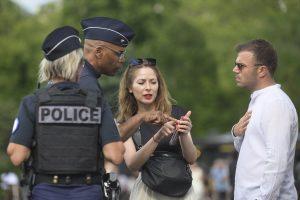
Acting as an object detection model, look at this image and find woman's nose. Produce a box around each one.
[145,82,151,90]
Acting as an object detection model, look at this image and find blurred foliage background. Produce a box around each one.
[0,0,299,194]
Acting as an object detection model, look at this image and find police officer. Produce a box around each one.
[79,17,135,178]
[7,26,124,200]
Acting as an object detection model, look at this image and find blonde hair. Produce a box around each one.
[117,63,174,122]
[38,48,83,83]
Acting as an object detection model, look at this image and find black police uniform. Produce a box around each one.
[79,16,135,146]
[9,24,117,200]
[79,60,120,143]
[10,82,118,200]
[78,60,122,196]
[78,16,135,151]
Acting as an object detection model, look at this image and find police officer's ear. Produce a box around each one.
[95,46,104,59]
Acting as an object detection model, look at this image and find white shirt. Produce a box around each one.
[233,84,298,200]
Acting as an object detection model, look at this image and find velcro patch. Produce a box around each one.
[38,106,101,124]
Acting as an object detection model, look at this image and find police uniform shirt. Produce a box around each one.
[78,60,120,145]
[10,92,37,148]
[9,82,117,148]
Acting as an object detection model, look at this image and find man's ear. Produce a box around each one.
[95,46,104,59]
[257,65,269,78]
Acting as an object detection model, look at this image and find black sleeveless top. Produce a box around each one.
[135,105,187,154]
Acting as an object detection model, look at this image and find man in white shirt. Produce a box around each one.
[232,39,298,199]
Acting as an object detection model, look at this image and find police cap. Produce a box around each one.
[42,26,82,61]
[81,17,135,47]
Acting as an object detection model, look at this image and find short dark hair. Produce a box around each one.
[236,39,277,76]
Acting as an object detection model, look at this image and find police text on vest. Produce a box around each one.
[38,106,101,124]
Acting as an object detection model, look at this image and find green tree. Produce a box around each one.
[60,0,219,135]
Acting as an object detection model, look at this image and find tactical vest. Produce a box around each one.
[33,85,101,175]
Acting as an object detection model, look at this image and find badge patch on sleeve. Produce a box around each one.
[12,118,19,134]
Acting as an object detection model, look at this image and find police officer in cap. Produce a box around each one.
[80,17,135,178]
[7,26,123,200]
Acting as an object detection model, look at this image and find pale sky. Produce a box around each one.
[12,0,58,13]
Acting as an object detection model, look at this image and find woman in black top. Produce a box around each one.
[117,58,197,199]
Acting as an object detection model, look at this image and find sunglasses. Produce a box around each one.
[129,58,156,67]
[97,45,125,61]
[235,62,263,70]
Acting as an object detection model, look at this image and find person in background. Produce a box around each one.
[1,171,19,200]
[210,159,230,200]
[190,163,206,200]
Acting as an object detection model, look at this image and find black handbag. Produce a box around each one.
[133,123,193,197]
[141,151,192,197]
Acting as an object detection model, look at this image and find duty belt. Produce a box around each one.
[34,174,102,185]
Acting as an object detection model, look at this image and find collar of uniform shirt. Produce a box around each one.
[84,59,102,78]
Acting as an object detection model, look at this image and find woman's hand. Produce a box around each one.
[177,111,192,135]
[153,120,176,142]
[177,111,197,164]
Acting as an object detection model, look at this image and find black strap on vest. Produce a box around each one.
[38,90,51,103]
[37,87,99,108]
[85,91,98,108]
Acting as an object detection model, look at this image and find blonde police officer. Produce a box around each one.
[7,26,124,200]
